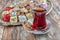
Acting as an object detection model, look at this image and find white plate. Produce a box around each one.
[27,18,52,34]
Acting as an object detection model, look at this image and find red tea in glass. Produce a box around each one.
[32,8,47,30]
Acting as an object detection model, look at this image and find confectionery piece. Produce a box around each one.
[5,7,12,11]
[30,0,34,8]
[2,14,10,22]
[13,7,20,11]
[24,4,30,8]
[24,22,32,31]
[15,5,20,8]
[26,13,33,20]
[10,16,17,23]
[28,9,32,13]
[21,8,28,13]
[18,15,27,23]
[10,12,17,16]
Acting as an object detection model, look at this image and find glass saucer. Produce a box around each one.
[27,18,52,34]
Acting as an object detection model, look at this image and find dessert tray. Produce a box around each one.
[0,0,53,26]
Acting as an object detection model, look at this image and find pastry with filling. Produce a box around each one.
[26,13,33,20]
[10,16,17,23]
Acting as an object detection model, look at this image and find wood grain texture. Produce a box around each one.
[2,27,14,40]
[0,26,4,40]
[2,26,35,40]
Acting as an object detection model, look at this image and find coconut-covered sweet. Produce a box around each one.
[18,15,27,23]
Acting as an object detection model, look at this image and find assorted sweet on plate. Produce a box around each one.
[1,0,48,24]
[1,1,33,23]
